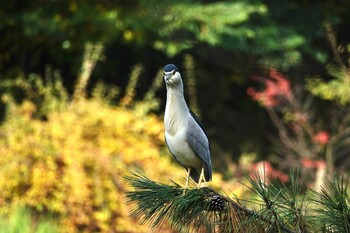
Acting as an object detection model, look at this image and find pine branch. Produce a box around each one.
[241,169,309,233]
[309,176,350,232]
[125,173,296,233]
[125,171,350,233]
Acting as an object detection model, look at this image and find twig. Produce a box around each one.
[73,42,103,100]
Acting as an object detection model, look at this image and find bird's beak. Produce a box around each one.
[165,73,172,82]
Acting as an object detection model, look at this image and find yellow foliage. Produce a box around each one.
[0,97,234,232]
[0,98,179,232]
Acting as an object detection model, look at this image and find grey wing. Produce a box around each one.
[186,113,212,181]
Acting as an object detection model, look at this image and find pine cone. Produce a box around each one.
[209,195,226,211]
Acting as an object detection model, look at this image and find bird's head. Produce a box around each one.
[163,64,182,87]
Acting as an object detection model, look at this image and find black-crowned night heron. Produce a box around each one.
[163,64,212,189]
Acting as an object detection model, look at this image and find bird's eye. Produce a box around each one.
[172,70,176,75]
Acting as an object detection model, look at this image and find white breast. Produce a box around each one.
[165,127,202,169]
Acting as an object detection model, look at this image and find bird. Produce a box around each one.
[163,64,212,189]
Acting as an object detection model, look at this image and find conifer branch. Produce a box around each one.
[126,173,297,233]
[125,171,349,233]
[309,176,350,232]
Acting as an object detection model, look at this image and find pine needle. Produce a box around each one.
[125,171,349,233]
[309,176,350,232]
[126,172,290,232]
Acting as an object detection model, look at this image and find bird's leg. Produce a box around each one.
[197,167,207,188]
[183,168,191,195]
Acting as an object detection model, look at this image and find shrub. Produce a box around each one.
[0,97,187,232]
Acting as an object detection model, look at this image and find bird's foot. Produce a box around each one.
[183,168,191,195]
[197,168,208,189]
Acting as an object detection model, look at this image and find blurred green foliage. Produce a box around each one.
[0,206,59,233]
[307,24,350,105]
[1,0,341,76]
[307,63,350,105]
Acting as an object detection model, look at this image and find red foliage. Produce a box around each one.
[301,158,326,169]
[250,161,289,183]
[313,131,330,145]
[247,69,292,107]
[246,69,336,186]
